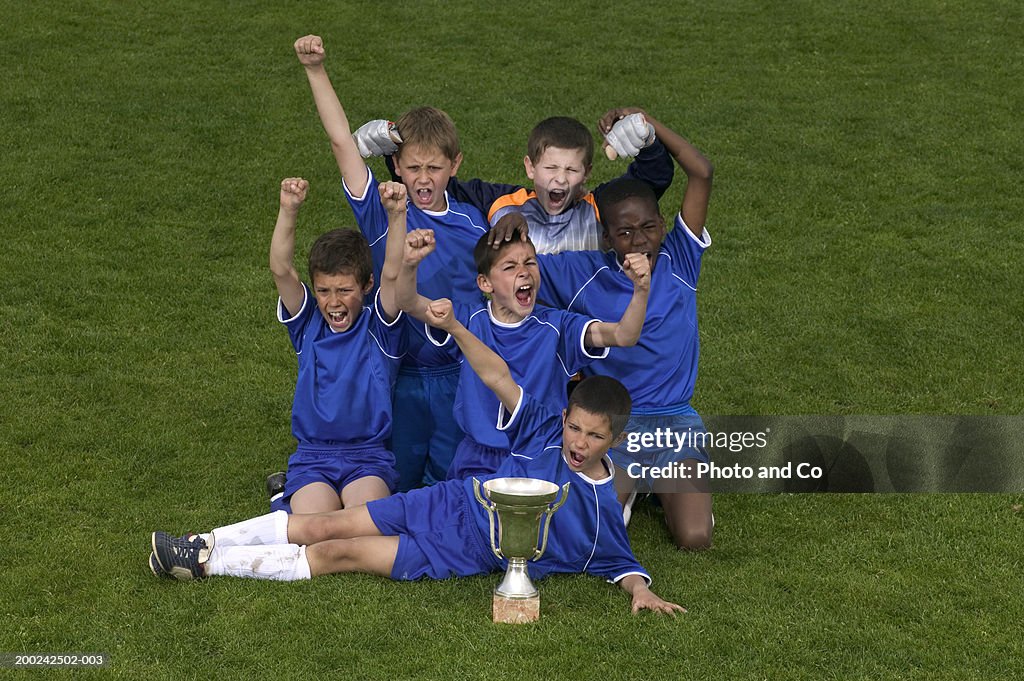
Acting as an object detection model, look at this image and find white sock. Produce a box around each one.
[211,510,289,548]
[206,544,311,581]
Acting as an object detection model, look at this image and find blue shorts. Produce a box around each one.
[446,437,509,481]
[273,443,398,512]
[367,480,500,581]
[390,364,464,492]
[610,407,710,489]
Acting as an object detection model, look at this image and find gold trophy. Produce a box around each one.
[473,477,569,623]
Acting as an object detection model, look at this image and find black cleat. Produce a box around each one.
[150,532,211,581]
[266,471,287,498]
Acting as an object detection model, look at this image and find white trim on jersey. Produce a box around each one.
[581,482,602,575]
[342,165,373,203]
[579,319,612,360]
[277,284,309,325]
[566,266,610,311]
[496,386,526,433]
[372,289,403,328]
[611,570,653,587]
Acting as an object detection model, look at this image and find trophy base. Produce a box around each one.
[492,593,540,624]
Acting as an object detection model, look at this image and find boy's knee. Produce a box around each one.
[302,512,347,544]
[306,538,357,568]
[672,524,712,552]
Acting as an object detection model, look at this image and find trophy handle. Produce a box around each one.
[472,477,504,560]
[531,482,570,561]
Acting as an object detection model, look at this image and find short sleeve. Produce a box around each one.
[497,389,562,457]
[278,283,315,353]
[660,212,711,290]
[367,289,407,360]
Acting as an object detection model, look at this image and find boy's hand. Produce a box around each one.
[379,181,407,215]
[404,229,436,265]
[487,212,530,249]
[426,298,456,331]
[280,177,309,212]
[621,252,651,292]
[353,119,403,157]
[294,34,326,67]
[631,586,687,616]
[599,108,656,160]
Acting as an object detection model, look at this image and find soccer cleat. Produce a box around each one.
[149,552,166,578]
[266,471,287,499]
[151,532,211,581]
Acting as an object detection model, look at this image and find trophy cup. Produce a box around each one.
[473,477,569,623]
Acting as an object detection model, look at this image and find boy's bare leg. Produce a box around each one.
[340,475,390,508]
[286,504,383,545]
[657,466,712,551]
[305,536,400,577]
[290,481,343,513]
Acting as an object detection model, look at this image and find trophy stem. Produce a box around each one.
[495,557,538,599]
[493,557,540,624]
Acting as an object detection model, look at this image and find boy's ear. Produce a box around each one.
[583,163,593,182]
[363,274,375,295]
[523,155,536,180]
[477,272,493,294]
[450,152,463,176]
[611,430,629,448]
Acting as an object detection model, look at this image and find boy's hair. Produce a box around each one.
[567,376,632,437]
[473,229,536,276]
[595,178,660,230]
[307,228,373,287]
[394,107,461,162]
[527,117,594,166]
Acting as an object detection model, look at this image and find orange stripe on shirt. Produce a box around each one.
[487,188,536,221]
[488,188,602,223]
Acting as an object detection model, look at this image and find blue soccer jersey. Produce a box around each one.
[538,213,712,411]
[428,302,608,450]
[280,286,405,446]
[469,390,650,584]
[344,168,488,368]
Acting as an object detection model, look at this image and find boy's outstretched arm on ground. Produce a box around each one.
[618,574,687,616]
[644,113,713,237]
[377,181,408,321]
[270,177,309,316]
[425,300,521,414]
[294,35,369,194]
[393,229,438,323]
[584,252,651,347]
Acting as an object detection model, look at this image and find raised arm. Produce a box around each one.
[269,177,309,317]
[294,35,369,195]
[583,252,651,347]
[393,229,439,323]
[377,181,408,322]
[618,574,687,616]
[599,108,713,237]
[645,114,713,237]
[424,299,521,413]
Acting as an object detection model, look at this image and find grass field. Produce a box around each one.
[2,1,1022,678]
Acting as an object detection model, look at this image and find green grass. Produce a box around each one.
[2,0,1022,678]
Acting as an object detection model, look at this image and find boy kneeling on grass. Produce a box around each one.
[149,204,683,615]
